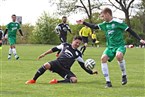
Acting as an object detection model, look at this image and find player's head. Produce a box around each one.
[100,8,113,22]
[11,14,16,22]
[62,16,67,23]
[72,36,82,49]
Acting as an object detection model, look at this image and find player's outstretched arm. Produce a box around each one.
[78,61,98,75]
[76,20,84,24]
[37,49,53,60]
[126,28,145,44]
[76,20,99,29]
[38,45,62,60]
[78,61,93,74]
[77,56,98,75]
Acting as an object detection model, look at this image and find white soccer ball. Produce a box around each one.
[85,59,96,70]
[55,26,61,35]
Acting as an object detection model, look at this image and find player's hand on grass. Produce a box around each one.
[38,54,45,60]
[140,39,145,44]
[76,20,84,24]
[92,70,98,75]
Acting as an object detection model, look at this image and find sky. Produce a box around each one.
[0,0,126,25]
[0,0,56,25]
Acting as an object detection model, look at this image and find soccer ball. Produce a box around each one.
[55,26,61,35]
[85,59,96,70]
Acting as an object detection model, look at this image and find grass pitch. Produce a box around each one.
[0,45,144,97]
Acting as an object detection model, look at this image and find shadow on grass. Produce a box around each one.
[0,90,30,95]
[37,80,103,85]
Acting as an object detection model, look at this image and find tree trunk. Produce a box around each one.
[88,0,92,23]
[124,10,131,27]
[124,10,131,37]
[88,15,92,23]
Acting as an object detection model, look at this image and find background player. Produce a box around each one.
[4,14,23,60]
[55,16,72,57]
[79,25,92,55]
[91,31,99,47]
[55,16,72,43]
[25,36,98,84]
[0,27,3,49]
[77,7,145,88]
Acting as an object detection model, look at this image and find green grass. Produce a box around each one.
[0,45,145,97]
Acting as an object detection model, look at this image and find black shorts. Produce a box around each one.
[92,39,96,43]
[59,35,67,43]
[82,36,88,43]
[48,60,76,79]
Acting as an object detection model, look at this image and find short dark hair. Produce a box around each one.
[102,8,112,16]
[62,16,67,19]
[73,36,82,41]
[12,14,16,17]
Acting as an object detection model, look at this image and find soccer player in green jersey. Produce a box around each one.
[4,14,23,60]
[77,8,145,88]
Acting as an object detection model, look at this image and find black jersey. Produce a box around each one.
[51,43,93,74]
[57,23,71,36]
[0,29,3,40]
[54,43,83,69]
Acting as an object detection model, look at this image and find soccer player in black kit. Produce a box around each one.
[0,31,2,49]
[56,16,72,43]
[55,16,72,57]
[0,27,3,49]
[25,36,98,84]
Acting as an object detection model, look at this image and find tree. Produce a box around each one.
[49,0,104,23]
[130,0,145,34]
[0,0,6,6]
[32,12,60,44]
[123,0,145,45]
[19,24,34,44]
[108,0,136,27]
[137,0,145,33]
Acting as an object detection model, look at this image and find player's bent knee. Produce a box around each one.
[70,77,77,83]
[116,52,123,61]
[101,55,108,63]
[11,45,15,48]
[44,63,51,70]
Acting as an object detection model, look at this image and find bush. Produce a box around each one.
[31,12,60,44]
